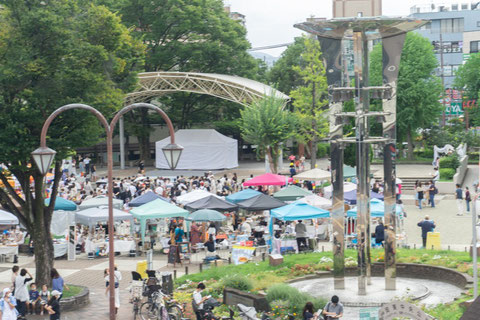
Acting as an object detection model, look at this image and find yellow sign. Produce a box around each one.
[426,232,441,250]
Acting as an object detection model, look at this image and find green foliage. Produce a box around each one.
[343,144,356,167]
[222,275,253,292]
[370,32,443,159]
[266,284,326,316]
[240,95,297,173]
[439,168,455,180]
[454,53,480,101]
[317,143,330,158]
[439,154,460,169]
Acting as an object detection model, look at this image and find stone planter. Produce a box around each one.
[60,286,90,312]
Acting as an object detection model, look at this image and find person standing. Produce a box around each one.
[428,180,436,208]
[465,187,471,213]
[295,220,308,251]
[456,184,464,216]
[0,287,18,320]
[174,224,185,243]
[319,295,344,320]
[190,223,202,248]
[83,156,91,175]
[417,215,435,248]
[14,269,32,319]
[104,267,121,314]
[374,220,385,247]
[51,269,69,301]
[416,182,424,210]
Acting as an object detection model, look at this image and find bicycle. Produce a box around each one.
[139,289,184,320]
[131,279,145,320]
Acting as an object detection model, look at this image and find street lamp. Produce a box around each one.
[33,102,181,320]
[162,143,184,170]
[31,147,57,175]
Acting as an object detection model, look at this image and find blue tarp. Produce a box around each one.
[45,197,77,211]
[129,191,169,207]
[344,191,384,205]
[346,198,402,217]
[226,189,261,204]
[270,202,330,221]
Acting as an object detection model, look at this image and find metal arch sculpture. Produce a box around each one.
[125,71,290,106]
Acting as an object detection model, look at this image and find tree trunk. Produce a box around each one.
[266,146,277,174]
[406,129,415,160]
[311,120,318,169]
[137,109,152,165]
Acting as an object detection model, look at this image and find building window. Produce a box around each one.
[357,12,363,17]
[471,41,479,53]
[436,18,464,33]
[477,21,480,27]
[461,3,469,10]
[452,4,458,10]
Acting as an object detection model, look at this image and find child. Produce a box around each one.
[45,290,61,320]
[39,284,50,316]
[26,283,40,315]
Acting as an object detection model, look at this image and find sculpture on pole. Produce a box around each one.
[295,17,427,293]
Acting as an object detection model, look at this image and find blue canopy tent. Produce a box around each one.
[45,197,77,211]
[344,191,384,205]
[225,189,261,204]
[269,203,330,252]
[346,198,402,217]
[128,191,170,207]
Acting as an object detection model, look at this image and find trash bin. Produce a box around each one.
[136,260,148,279]
[161,272,173,295]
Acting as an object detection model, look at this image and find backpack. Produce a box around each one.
[434,186,438,194]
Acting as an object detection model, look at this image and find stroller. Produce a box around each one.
[237,304,272,320]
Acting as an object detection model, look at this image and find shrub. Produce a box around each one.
[266,284,326,316]
[422,148,434,159]
[439,168,455,180]
[222,275,253,292]
[317,143,330,158]
[439,154,460,169]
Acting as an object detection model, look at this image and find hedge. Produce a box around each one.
[440,168,455,180]
[439,155,460,170]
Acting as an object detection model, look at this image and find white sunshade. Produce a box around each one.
[78,196,123,210]
[75,206,132,227]
[294,168,331,181]
[296,194,332,210]
[176,190,221,205]
[323,182,357,199]
[0,209,19,225]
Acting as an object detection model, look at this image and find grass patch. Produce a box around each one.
[61,285,83,298]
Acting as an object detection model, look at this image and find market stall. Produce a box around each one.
[128,191,170,207]
[76,206,133,226]
[243,173,292,187]
[176,190,220,205]
[293,168,331,181]
[323,182,357,199]
[185,195,237,211]
[296,194,332,210]
[225,189,261,204]
[237,194,285,211]
[78,196,123,210]
[45,198,77,237]
[273,185,312,201]
[130,199,189,242]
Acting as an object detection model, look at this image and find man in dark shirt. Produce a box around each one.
[374,221,385,246]
[417,215,436,248]
[456,184,464,216]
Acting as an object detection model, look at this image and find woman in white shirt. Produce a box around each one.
[207,223,216,241]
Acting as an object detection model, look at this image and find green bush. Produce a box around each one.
[439,154,460,169]
[422,148,434,159]
[317,143,330,158]
[222,275,253,292]
[266,284,326,316]
[440,168,455,180]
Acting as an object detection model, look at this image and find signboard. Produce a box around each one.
[445,102,464,115]
[360,307,379,320]
[231,245,256,265]
[378,301,431,320]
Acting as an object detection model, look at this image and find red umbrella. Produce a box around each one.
[243,173,292,186]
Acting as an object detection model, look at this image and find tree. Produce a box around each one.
[289,36,329,168]
[240,95,296,173]
[0,0,143,285]
[370,32,443,160]
[454,53,480,126]
[106,0,263,163]
[268,37,306,95]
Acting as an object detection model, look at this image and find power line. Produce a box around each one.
[248,42,293,51]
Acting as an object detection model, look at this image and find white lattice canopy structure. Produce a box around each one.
[126,72,290,106]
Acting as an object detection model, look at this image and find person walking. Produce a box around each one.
[456,184,464,216]
[104,267,121,314]
[14,268,32,319]
[295,220,308,251]
[319,295,344,320]
[416,182,424,210]
[0,287,18,320]
[417,215,435,248]
[465,186,471,213]
[414,180,419,207]
[428,180,436,208]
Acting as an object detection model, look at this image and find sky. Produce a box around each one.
[225,0,461,56]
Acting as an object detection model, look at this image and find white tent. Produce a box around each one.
[78,196,123,210]
[176,190,221,205]
[75,206,133,227]
[0,209,19,225]
[323,182,357,199]
[51,211,76,236]
[155,129,238,169]
[296,194,332,210]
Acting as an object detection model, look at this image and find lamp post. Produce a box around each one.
[32,103,182,320]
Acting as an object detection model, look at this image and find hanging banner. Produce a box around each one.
[231,245,256,265]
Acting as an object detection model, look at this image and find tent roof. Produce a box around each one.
[273,185,312,201]
[75,207,132,226]
[293,168,331,181]
[45,197,77,211]
[185,195,237,211]
[296,194,332,210]
[347,198,402,217]
[226,189,262,204]
[130,199,188,219]
[271,202,330,220]
[243,173,291,186]
[343,165,356,178]
[0,209,19,225]
[176,190,220,205]
[156,129,236,146]
[237,194,285,211]
[186,209,226,222]
[78,196,123,210]
[344,191,384,205]
[129,191,169,207]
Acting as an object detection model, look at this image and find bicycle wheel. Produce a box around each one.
[139,302,160,320]
[167,304,183,320]
[133,300,140,320]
